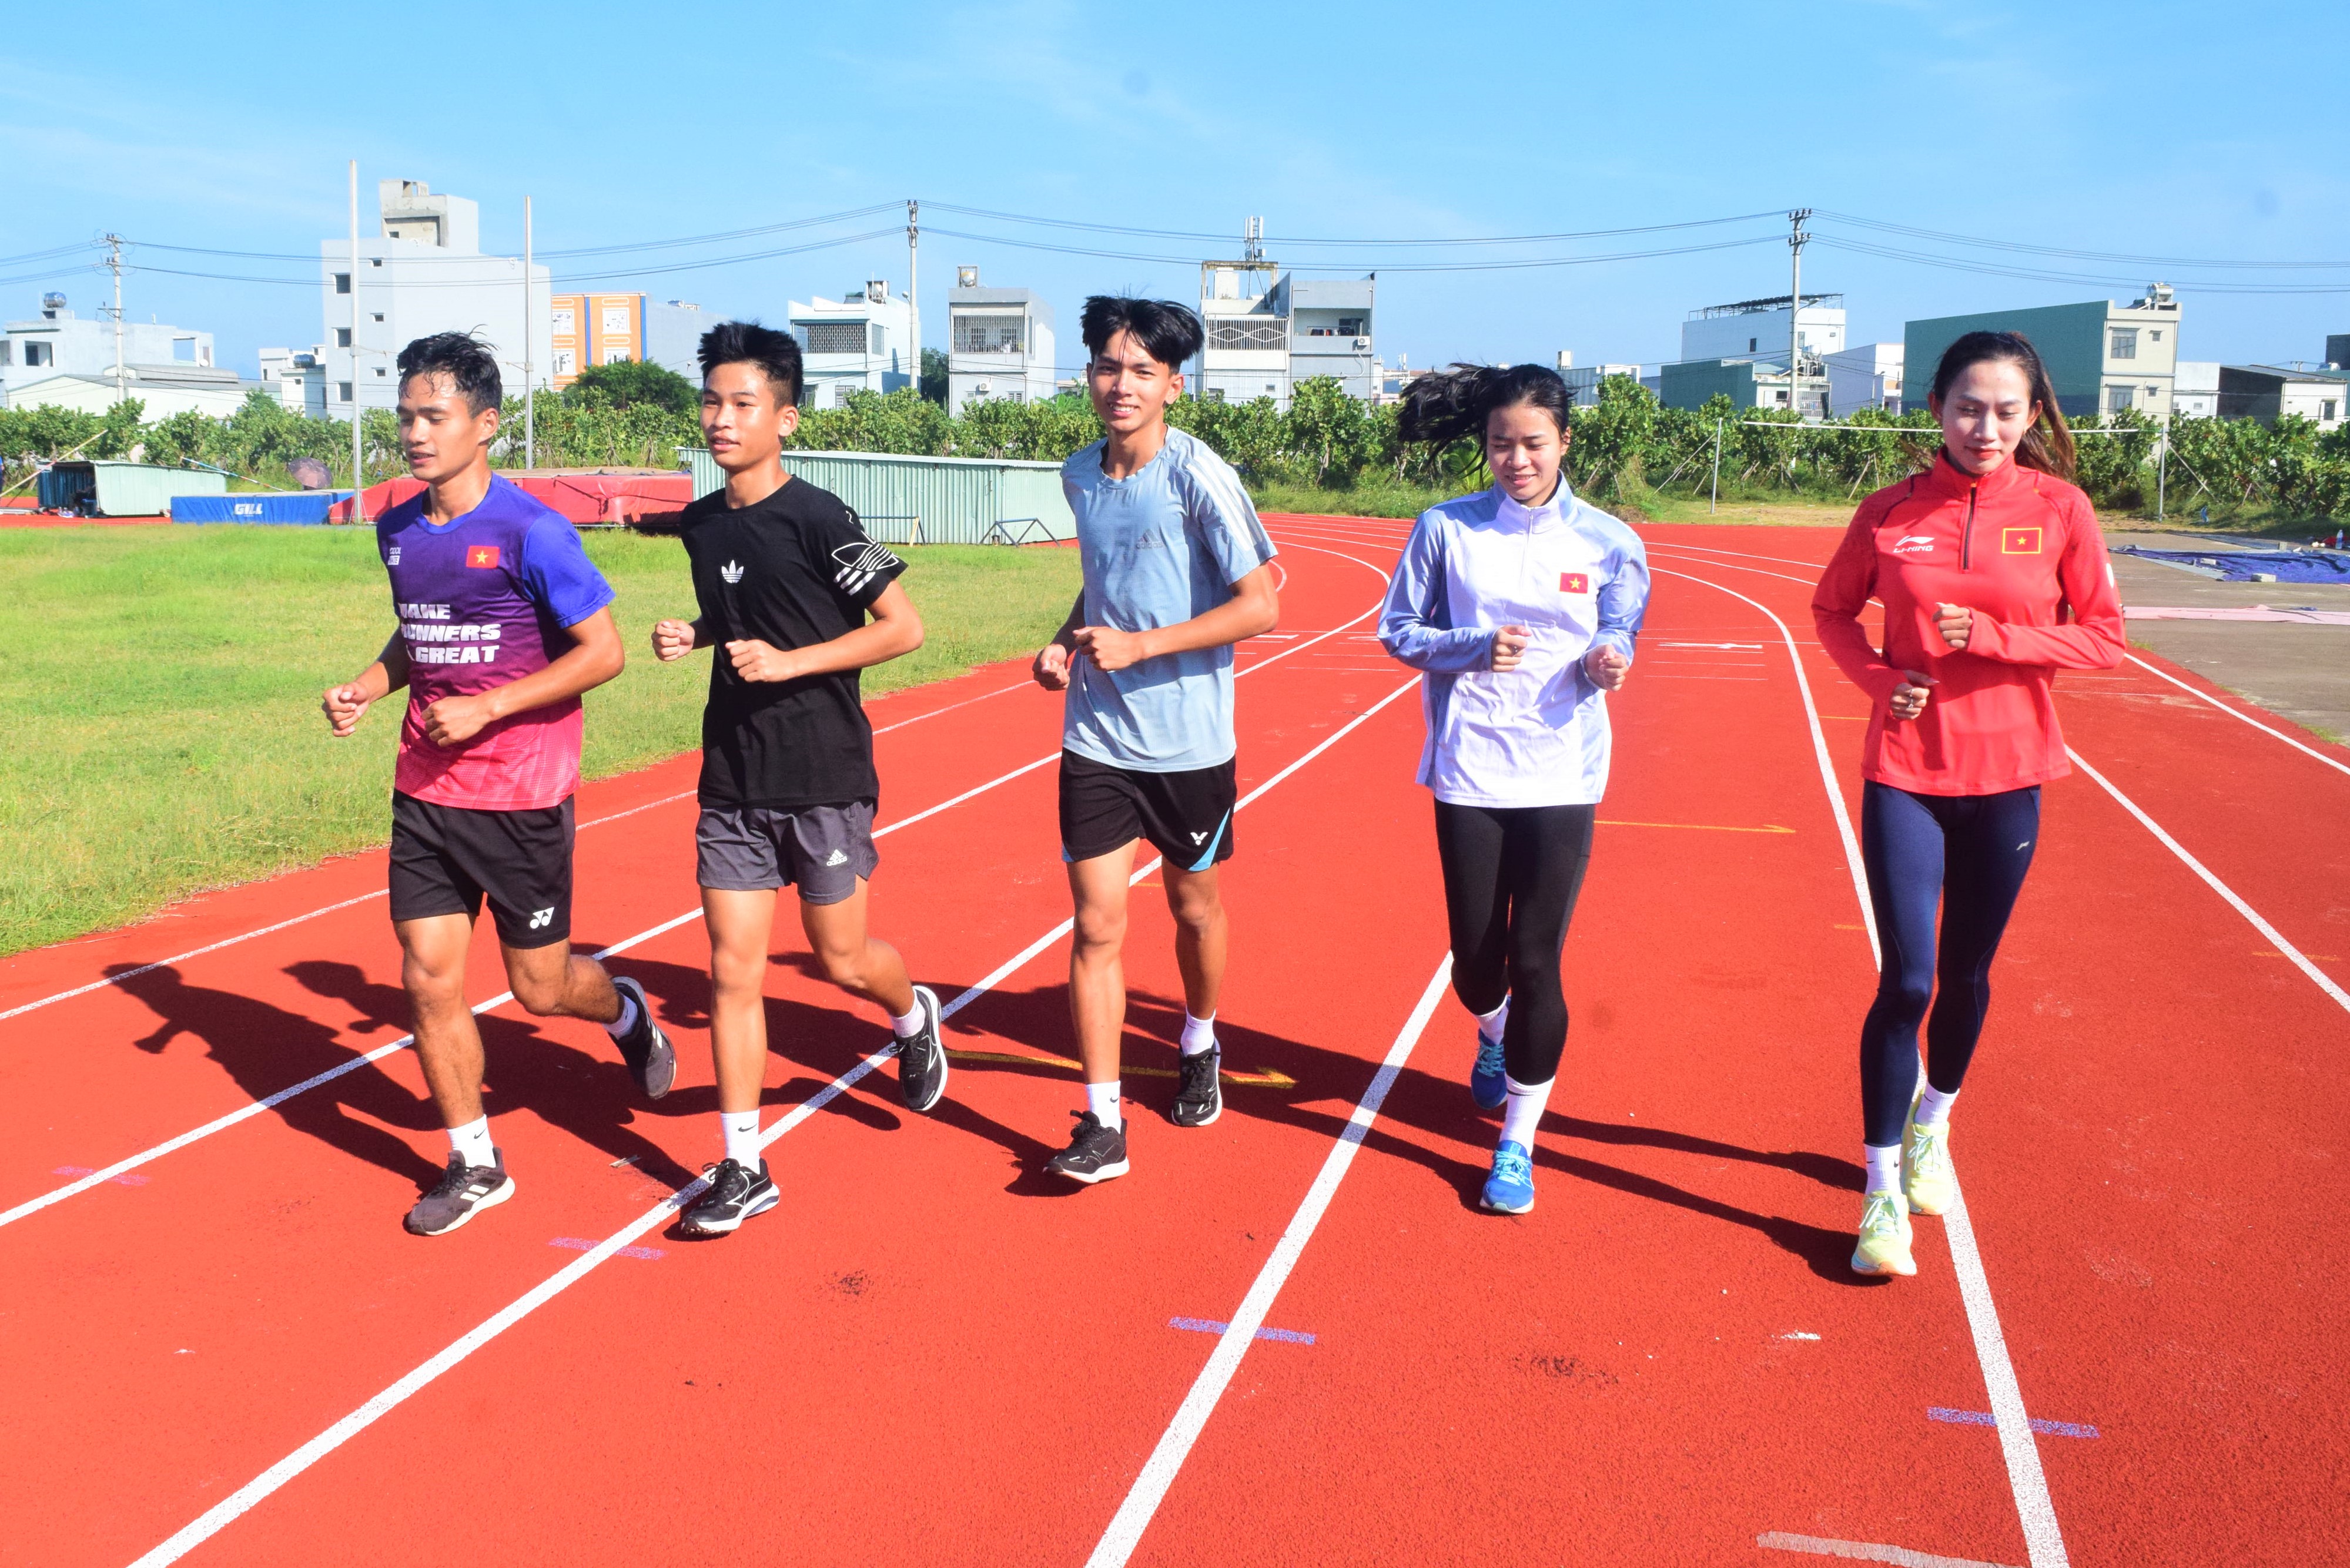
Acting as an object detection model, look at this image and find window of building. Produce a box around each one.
[833,382,859,408]
[370,259,383,268]
[1207,387,1226,403]
[802,321,867,355]
[870,324,885,356]
[2110,328,2138,360]
[24,341,52,367]
[334,273,351,294]
[2326,399,2340,422]
[339,382,353,401]
[371,313,384,323]
[2107,384,2134,412]
[1748,337,1758,353]
[1337,317,1365,337]
[336,328,352,347]
[602,347,632,366]
[954,314,1023,353]
[0,341,10,366]
[374,366,386,376]
[1207,319,1287,351]
[2150,329,2162,343]
[553,350,575,377]
[1776,389,1789,405]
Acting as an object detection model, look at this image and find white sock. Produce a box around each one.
[604,989,641,1039]
[889,999,926,1039]
[1864,1143,1902,1194]
[1499,1074,1552,1149]
[1179,1011,1217,1056]
[448,1116,497,1170]
[1475,997,1509,1043]
[1916,1083,1959,1127]
[1086,1080,1122,1131]
[721,1108,762,1167]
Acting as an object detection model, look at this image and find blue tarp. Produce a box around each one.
[2111,545,2350,584]
[172,491,353,525]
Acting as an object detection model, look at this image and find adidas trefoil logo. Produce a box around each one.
[721,559,744,584]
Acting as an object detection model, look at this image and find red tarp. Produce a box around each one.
[329,471,692,525]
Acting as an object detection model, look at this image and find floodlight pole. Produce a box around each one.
[524,195,535,470]
[350,160,365,525]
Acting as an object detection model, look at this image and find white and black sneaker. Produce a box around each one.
[896,984,948,1114]
[404,1151,516,1236]
[680,1158,779,1237]
[1173,1046,1223,1127]
[611,976,675,1100]
[1045,1111,1130,1184]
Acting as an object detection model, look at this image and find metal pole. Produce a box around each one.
[2157,408,2169,521]
[350,160,365,524]
[1787,208,1812,420]
[906,198,919,398]
[106,234,125,408]
[524,194,534,469]
[1711,418,1722,514]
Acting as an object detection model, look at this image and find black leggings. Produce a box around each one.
[1433,800,1595,1085]
[1858,781,2041,1146]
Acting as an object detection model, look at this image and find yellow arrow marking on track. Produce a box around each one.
[944,1048,1297,1088]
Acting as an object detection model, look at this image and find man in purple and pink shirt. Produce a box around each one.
[322,332,674,1237]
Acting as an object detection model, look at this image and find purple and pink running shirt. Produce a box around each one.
[376,475,615,811]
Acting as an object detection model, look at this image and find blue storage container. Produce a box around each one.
[171,491,353,524]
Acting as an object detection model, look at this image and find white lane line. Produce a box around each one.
[2117,653,2350,779]
[870,679,1029,736]
[1084,954,1454,1568]
[1671,564,2068,1568]
[6,567,1409,1229]
[125,678,1425,1568]
[1638,539,1834,571]
[1758,1531,2018,1568]
[2067,748,2350,1014]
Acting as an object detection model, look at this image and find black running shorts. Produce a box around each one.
[388,791,575,949]
[1058,750,1237,870]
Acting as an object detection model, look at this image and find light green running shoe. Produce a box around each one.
[1903,1107,1957,1217]
[1850,1190,1916,1276]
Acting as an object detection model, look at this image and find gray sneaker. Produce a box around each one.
[896,984,948,1114]
[611,976,675,1099]
[404,1151,515,1236]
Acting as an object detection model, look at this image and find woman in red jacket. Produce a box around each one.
[1812,330,2125,1278]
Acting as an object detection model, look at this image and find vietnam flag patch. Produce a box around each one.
[1559,571,1591,594]
[466,545,501,569]
[2000,527,2044,555]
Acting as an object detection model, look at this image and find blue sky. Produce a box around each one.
[6,0,2344,380]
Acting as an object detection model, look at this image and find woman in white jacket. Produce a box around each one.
[1377,364,1649,1215]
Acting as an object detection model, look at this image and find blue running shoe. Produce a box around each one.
[1471,1028,1508,1113]
[1481,1140,1536,1214]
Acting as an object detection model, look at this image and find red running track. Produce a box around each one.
[1,517,2343,1567]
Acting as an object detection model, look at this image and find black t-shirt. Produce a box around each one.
[679,477,906,809]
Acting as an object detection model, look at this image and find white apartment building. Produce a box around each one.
[318,179,551,415]
[1194,236,1377,411]
[1556,352,1645,408]
[1682,294,1846,366]
[789,281,913,409]
[946,269,1056,415]
[2173,361,2219,419]
[1824,342,1903,416]
[1,292,249,413]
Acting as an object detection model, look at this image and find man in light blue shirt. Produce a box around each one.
[1030,296,1279,1184]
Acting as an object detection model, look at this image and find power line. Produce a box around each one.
[1812,236,2350,297]
[1816,209,2350,272]
[925,225,1786,274]
[923,202,1787,247]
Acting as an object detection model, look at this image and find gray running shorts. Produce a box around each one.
[695,801,879,904]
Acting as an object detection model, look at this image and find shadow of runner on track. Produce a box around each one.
[284,959,701,1193]
[109,961,445,1189]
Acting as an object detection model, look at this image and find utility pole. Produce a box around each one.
[524,195,535,469]
[1711,417,1723,514]
[1787,208,1812,419]
[350,160,365,524]
[103,233,125,408]
[906,198,920,397]
[2157,408,2170,520]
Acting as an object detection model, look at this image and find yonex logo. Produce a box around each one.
[721,559,744,584]
[466,545,500,569]
[527,907,553,929]
[2001,526,2044,555]
[1559,572,1590,594]
[822,849,849,867]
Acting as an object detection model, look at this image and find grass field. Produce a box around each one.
[0,525,1080,957]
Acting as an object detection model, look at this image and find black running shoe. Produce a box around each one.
[1045,1110,1130,1184]
[404,1151,515,1236]
[611,976,675,1099]
[680,1158,779,1237]
[896,984,948,1114]
[1173,1045,1223,1127]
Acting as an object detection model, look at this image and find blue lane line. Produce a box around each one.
[1170,1315,1315,1346]
[1928,1405,2100,1439]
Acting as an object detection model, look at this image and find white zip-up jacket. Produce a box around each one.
[1377,481,1650,808]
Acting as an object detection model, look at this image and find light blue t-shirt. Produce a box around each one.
[1062,427,1277,772]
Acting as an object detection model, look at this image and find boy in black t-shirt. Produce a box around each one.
[652,321,947,1237]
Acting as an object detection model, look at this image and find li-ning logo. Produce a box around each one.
[832,540,903,596]
[721,559,744,584]
[1559,572,1590,594]
[465,545,500,569]
[386,545,403,565]
[1893,534,1937,555]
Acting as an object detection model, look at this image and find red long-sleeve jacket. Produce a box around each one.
[1812,453,2126,797]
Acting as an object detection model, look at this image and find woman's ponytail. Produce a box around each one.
[1398,362,1572,448]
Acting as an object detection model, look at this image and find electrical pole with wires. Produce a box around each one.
[1787,209,1811,419]
[524,195,535,470]
[906,198,919,398]
[350,160,365,524]
[103,233,125,408]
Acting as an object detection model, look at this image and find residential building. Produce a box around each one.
[1556,353,1645,408]
[945,268,1056,415]
[2326,334,2350,370]
[1681,294,1846,365]
[1193,225,1376,410]
[547,294,707,386]
[318,179,551,416]
[2173,361,2220,420]
[1286,276,1376,401]
[790,282,913,408]
[1825,343,1903,416]
[2218,366,2348,430]
[2,291,223,405]
[1902,285,2182,418]
[1659,357,1801,414]
[260,345,330,416]
[3,366,255,419]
